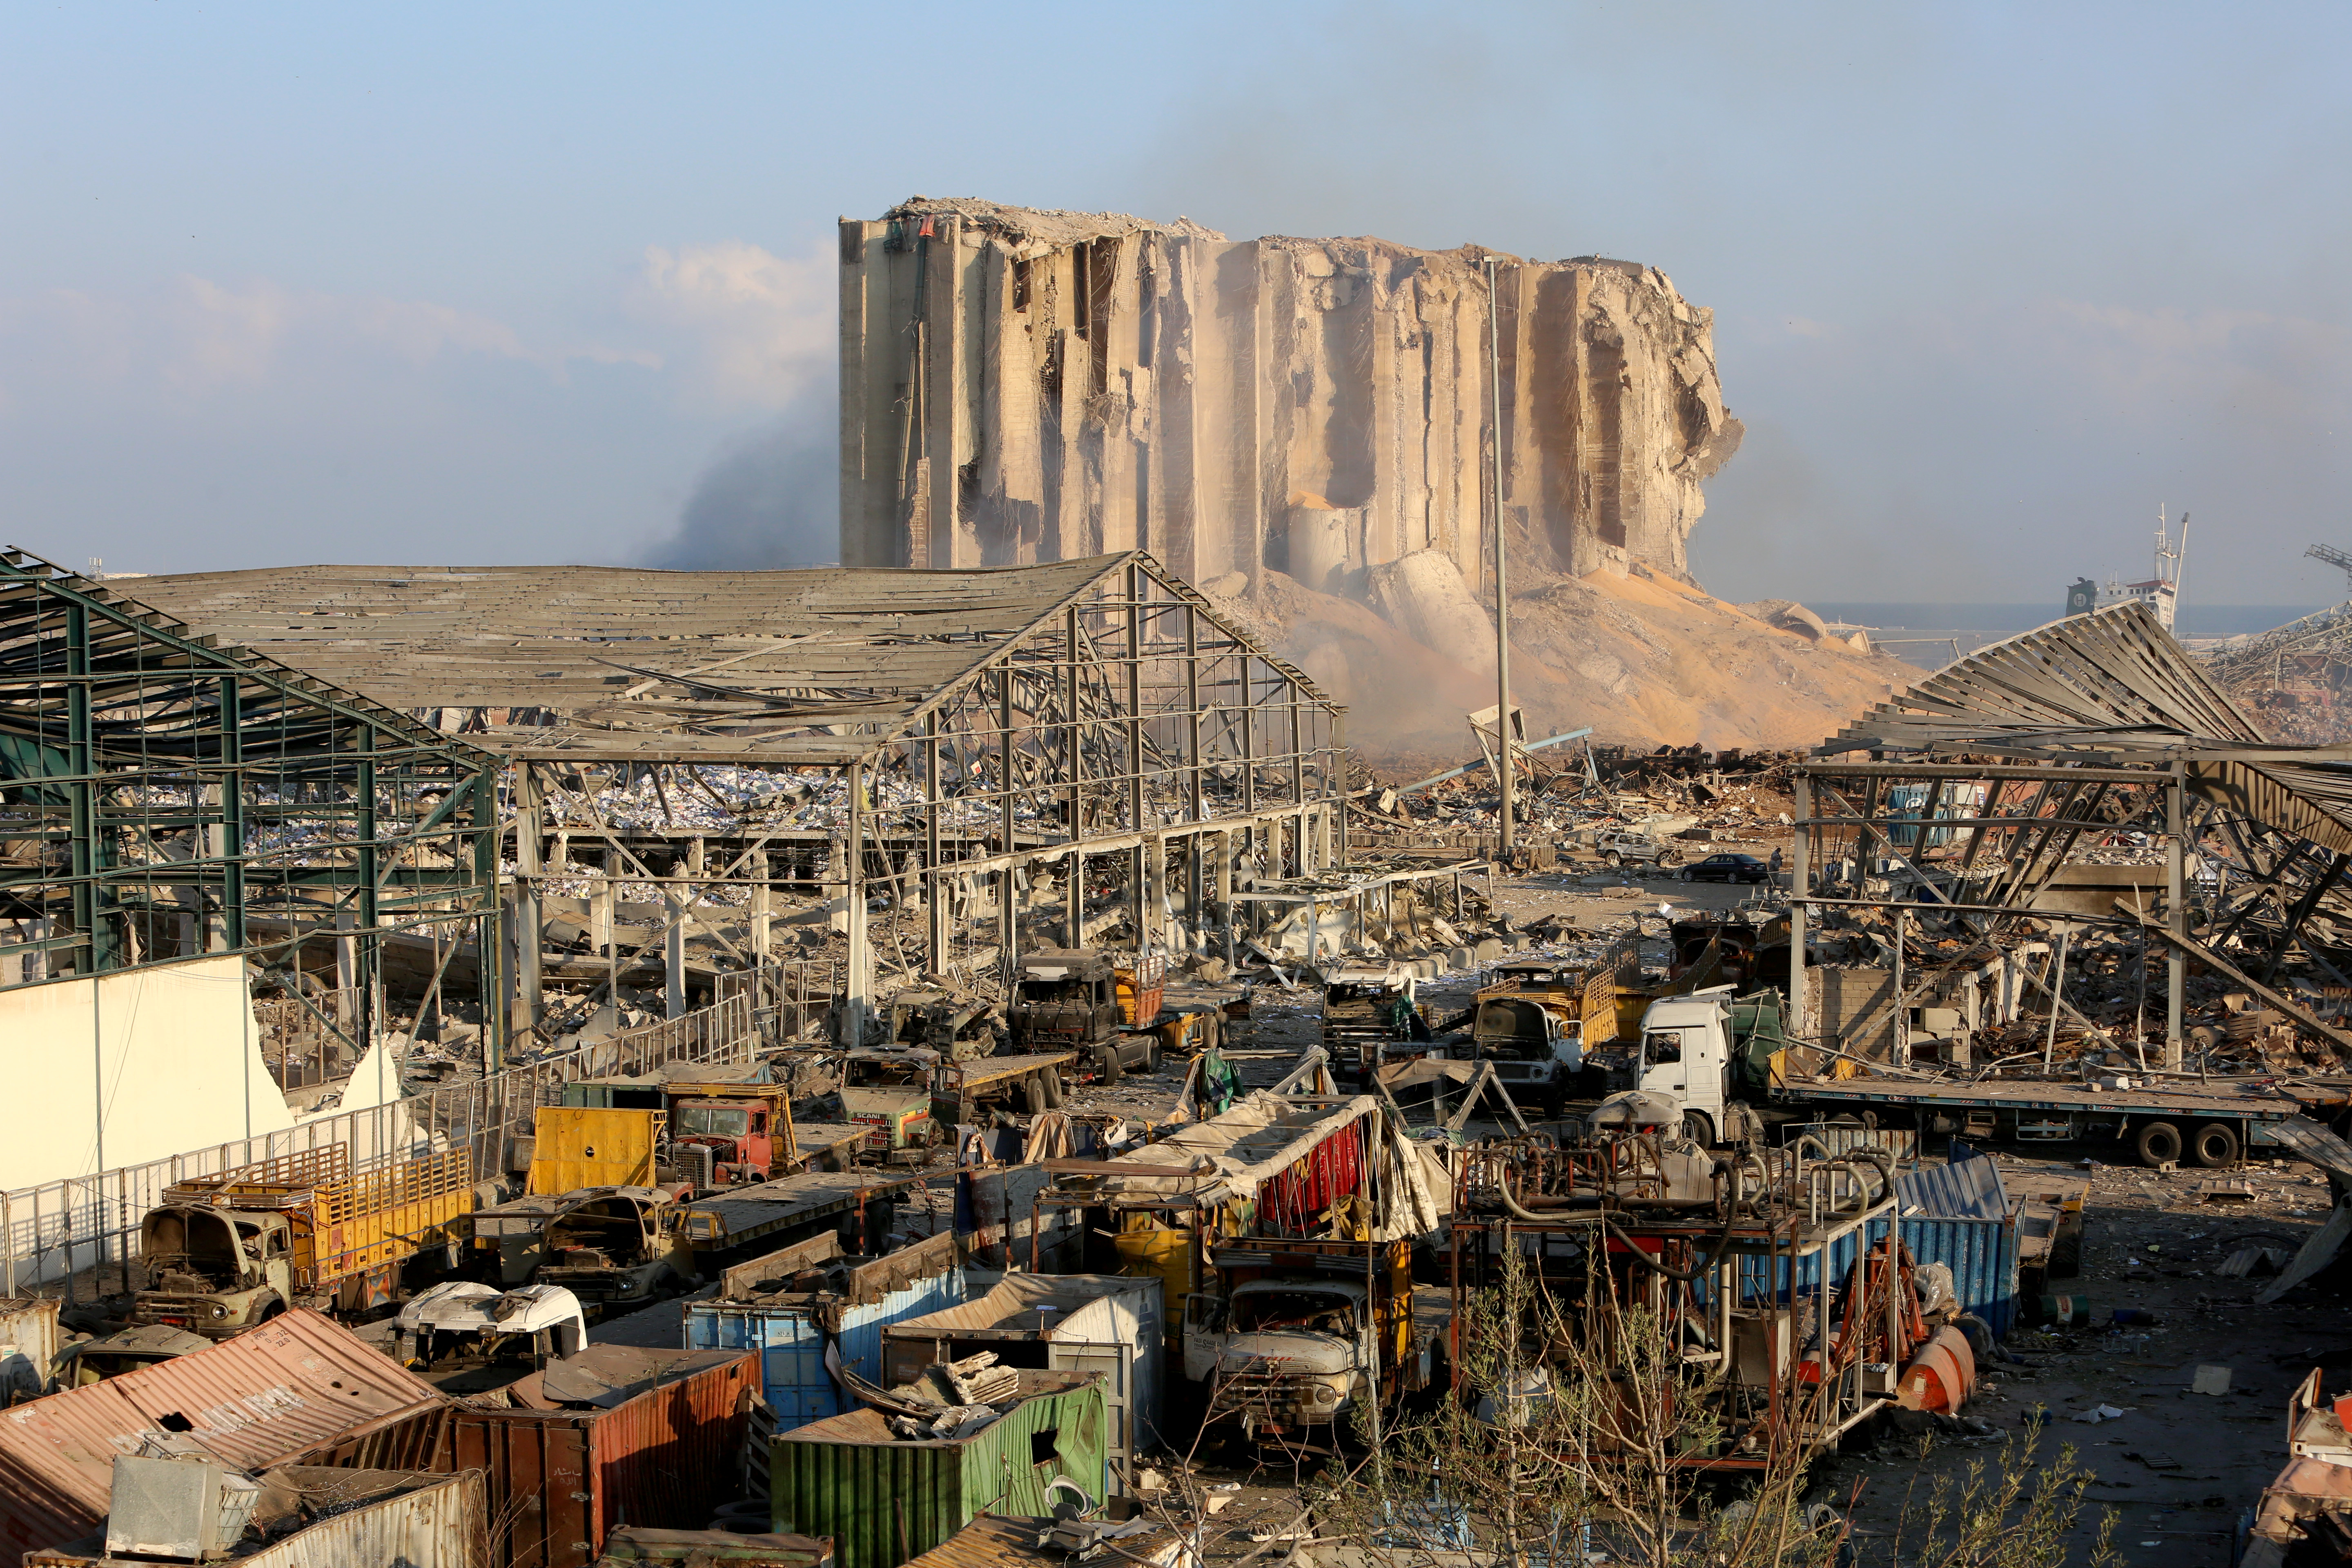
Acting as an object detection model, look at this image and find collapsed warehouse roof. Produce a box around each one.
[132,553,1353,1031]
[1795,601,2352,1071]
[1820,600,2352,853]
[128,554,1331,766]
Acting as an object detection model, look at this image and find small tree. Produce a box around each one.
[1310,1248,2117,1568]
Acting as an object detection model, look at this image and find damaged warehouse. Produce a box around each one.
[0,548,504,1193]
[126,552,1347,1044]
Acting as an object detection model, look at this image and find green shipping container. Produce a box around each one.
[770,1372,1107,1568]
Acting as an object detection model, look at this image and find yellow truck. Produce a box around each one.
[132,1145,474,1337]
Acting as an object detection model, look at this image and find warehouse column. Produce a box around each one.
[1788,772,1811,1050]
[511,763,544,1036]
[844,758,873,1045]
[2165,762,2186,1070]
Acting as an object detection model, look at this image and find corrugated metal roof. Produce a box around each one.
[0,1309,447,1560]
[882,1274,1152,1338]
[1892,1151,2010,1221]
[1817,600,2352,854]
[126,553,1338,766]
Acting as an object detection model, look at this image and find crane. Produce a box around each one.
[2309,543,2352,596]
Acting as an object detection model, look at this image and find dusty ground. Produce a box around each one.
[1232,564,1913,765]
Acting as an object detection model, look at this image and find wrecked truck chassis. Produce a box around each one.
[1773,1077,2309,1166]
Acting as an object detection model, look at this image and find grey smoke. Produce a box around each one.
[646,404,838,569]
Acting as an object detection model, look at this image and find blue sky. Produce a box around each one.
[4,2,2348,605]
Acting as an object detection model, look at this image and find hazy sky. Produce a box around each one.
[5,3,2348,605]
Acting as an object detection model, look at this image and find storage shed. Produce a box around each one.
[688,1231,963,1430]
[880,1274,1161,1481]
[769,1371,1107,1568]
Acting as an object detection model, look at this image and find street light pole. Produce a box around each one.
[1486,254,1514,863]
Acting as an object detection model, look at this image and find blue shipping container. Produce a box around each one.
[1699,1212,2020,1339]
[686,1230,964,1430]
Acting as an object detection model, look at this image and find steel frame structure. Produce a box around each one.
[0,549,505,1060]
[127,553,1348,1043]
[1793,602,2352,1069]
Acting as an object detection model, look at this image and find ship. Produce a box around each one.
[2067,508,2188,632]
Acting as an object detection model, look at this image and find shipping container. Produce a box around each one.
[26,1467,487,1568]
[687,1232,962,1431]
[436,1345,762,1568]
[1713,1213,2022,1338]
[1891,1151,2009,1221]
[770,1371,1108,1568]
[880,1274,1162,1482]
[0,1310,449,1561]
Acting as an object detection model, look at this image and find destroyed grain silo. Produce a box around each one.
[838,198,1906,754]
[839,197,1740,591]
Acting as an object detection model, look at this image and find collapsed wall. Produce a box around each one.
[839,197,1740,586]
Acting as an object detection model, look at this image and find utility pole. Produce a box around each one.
[1486,254,1514,862]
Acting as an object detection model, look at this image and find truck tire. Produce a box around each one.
[2134,1120,2183,1168]
[1097,1045,1123,1086]
[1025,1074,1049,1114]
[1145,1036,1163,1074]
[2189,1120,2241,1169]
[1682,1111,1715,1147]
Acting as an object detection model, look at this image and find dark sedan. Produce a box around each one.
[1678,853,1772,884]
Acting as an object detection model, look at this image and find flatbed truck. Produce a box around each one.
[1609,987,2338,1169]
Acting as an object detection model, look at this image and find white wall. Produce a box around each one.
[0,956,296,1191]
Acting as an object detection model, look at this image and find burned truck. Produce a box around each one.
[132,1147,474,1336]
[839,1047,943,1160]
[1321,964,1428,1082]
[1006,949,1163,1082]
[1187,1236,1449,1443]
[1446,960,1589,1118]
[466,1186,686,1313]
[886,982,1006,1061]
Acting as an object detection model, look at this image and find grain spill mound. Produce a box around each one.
[1205,554,1911,769]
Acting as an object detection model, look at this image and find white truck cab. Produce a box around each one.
[1625,987,1738,1142]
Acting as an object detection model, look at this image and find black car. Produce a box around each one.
[1679,853,1771,884]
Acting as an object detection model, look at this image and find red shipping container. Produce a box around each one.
[432,1346,761,1568]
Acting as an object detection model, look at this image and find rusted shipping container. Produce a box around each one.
[28,1467,487,1568]
[0,1309,448,1561]
[437,1346,762,1568]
